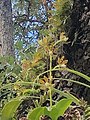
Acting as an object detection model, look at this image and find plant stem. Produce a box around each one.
[53,78,90,88]
[49,87,52,109]
[49,51,53,109]
[53,88,80,105]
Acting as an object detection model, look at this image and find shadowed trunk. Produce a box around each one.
[0,0,14,56]
[64,0,90,103]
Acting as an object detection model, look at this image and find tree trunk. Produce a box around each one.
[64,0,90,103]
[0,0,14,56]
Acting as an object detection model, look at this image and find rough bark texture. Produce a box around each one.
[0,0,14,56]
[64,0,90,103]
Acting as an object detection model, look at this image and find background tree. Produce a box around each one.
[64,0,90,103]
[12,0,47,60]
[0,0,14,56]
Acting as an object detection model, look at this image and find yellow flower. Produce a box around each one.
[39,76,50,90]
[57,56,68,67]
[60,32,68,41]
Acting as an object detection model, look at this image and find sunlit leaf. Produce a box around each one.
[49,98,72,120]
[1,99,22,120]
[27,98,72,120]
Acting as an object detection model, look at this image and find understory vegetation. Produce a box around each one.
[0,0,90,120]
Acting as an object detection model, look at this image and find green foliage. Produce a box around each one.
[1,98,22,120]
[15,41,23,50]
[27,98,72,120]
[12,0,46,60]
[0,0,90,120]
[53,88,80,105]
[85,106,90,120]
[1,32,90,119]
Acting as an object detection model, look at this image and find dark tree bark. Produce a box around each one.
[0,0,14,56]
[64,0,90,103]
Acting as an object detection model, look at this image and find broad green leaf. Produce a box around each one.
[1,98,22,120]
[27,107,49,120]
[27,98,72,120]
[49,98,72,120]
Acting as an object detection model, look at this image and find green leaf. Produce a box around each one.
[1,98,22,120]
[53,88,80,105]
[12,64,22,75]
[15,41,23,50]
[27,98,72,120]
[7,56,15,65]
[27,107,49,120]
[66,68,90,82]
[49,98,72,120]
